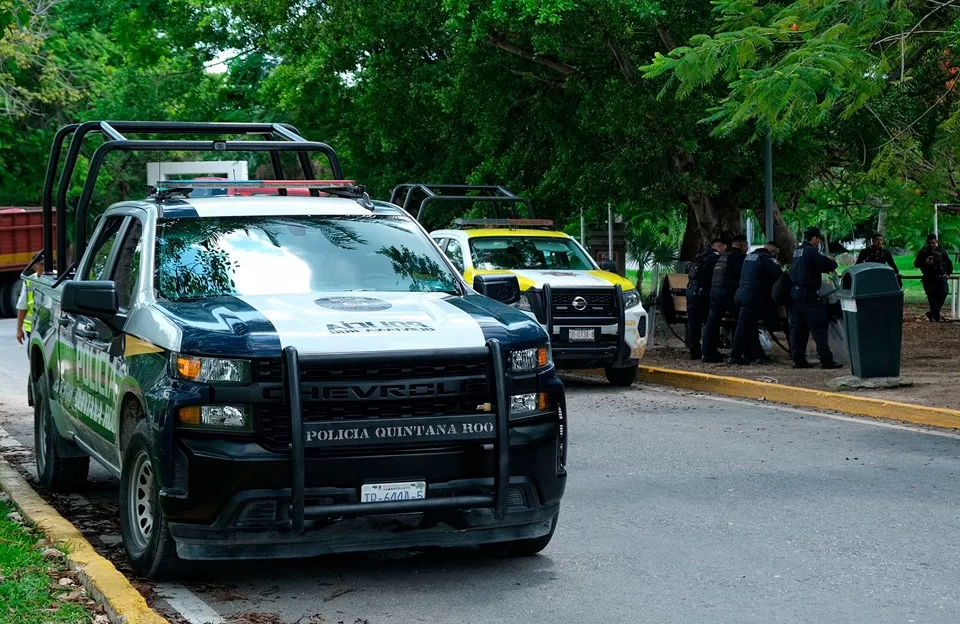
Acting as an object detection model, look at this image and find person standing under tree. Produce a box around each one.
[856,234,899,274]
[914,233,954,322]
[701,235,747,363]
[729,241,782,365]
[789,227,842,370]
[684,238,726,360]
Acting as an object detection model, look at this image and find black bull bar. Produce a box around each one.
[281,340,513,534]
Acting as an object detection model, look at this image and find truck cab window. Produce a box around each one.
[83,217,125,281]
[445,239,465,272]
[112,221,143,311]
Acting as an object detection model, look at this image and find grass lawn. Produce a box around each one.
[892,254,928,305]
[0,499,96,623]
[840,253,930,305]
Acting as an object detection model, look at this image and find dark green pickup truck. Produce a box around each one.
[24,121,567,579]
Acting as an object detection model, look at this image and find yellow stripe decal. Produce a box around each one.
[124,336,164,357]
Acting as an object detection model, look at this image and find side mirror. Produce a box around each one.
[473,274,521,306]
[599,260,618,273]
[62,281,118,319]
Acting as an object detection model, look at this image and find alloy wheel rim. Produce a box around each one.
[128,451,155,550]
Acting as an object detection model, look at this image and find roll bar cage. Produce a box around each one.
[388,184,534,223]
[42,121,344,274]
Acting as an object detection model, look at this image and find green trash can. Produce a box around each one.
[838,264,904,378]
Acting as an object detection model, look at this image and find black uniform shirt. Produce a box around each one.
[790,242,837,290]
[739,248,783,295]
[688,249,721,290]
[914,248,954,279]
[856,247,898,273]
[711,248,747,290]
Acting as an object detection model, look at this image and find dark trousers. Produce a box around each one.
[731,303,778,362]
[702,287,736,357]
[685,284,708,357]
[922,276,949,320]
[790,289,834,364]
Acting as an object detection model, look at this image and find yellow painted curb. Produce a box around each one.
[635,366,960,430]
[0,460,168,624]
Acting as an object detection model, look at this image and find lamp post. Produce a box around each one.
[764,127,774,242]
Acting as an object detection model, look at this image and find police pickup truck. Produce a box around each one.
[391,184,647,386]
[25,122,566,578]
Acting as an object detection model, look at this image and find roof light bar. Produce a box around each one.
[455,218,554,229]
[154,179,357,190]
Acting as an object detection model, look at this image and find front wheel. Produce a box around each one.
[0,279,18,318]
[120,420,183,579]
[34,375,89,491]
[604,363,639,387]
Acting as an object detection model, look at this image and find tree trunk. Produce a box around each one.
[751,201,798,262]
[679,203,701,262]
[672,149,744,255]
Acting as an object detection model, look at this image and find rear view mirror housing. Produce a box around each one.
[473,274,522,306]
[61,280,119,319]
[599,260,618,273]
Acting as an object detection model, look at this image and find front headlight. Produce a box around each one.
[510,392,549,418]
[622,288,642,310]
[509,345,552,372]
[174,355,252,384]
[177,405,251,430]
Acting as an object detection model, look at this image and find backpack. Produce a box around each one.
[771,272,793,306]
[687,250,711,282]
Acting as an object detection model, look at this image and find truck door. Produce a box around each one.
[60,216,128,457]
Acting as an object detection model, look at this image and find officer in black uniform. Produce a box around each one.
[685,238,726,360]
[789,226,842,369]
[730,241,782,365]
[701,234,747,363]
[856,233,899,273]
[914,233,954,322]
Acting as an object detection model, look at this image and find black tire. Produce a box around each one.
[34,375,89,491]
[0,279,16,318]
[119,420,184,579]
[604,363,639,387]
[481,516,557,557]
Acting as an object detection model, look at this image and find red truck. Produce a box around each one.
[0,207,50,317]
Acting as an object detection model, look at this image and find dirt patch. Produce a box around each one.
[640,303,960,411]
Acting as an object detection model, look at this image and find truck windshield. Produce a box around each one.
[469,236,595,271]
[155,215,459,300]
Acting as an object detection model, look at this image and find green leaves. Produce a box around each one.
[642,0,937,136]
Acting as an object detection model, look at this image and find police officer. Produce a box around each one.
[914,233,954,322]
[685,238,726,360]
[702,234,747,363]
[856,233,898,273]
[790,227,842,369]
[15,259,43,346]
[729,241,782,365]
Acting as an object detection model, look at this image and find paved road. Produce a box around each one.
[1,317,959,623]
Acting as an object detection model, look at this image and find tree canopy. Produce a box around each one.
[1,0,958,258]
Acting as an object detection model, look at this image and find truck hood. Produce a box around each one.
[155,291,544,358]
[473,269,635,291]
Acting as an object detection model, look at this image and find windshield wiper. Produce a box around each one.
[315,185,375,210]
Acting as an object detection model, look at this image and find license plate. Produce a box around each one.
[361,481,426,503]
[568,328,596,342]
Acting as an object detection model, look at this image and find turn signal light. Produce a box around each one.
[537,346,549,368]
[176,356,202,380]
[537,392,549,411]
[178,406,201,425]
